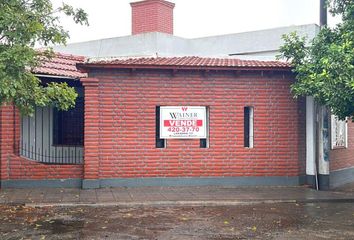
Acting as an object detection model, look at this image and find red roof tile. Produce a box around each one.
[33,53,87,79]
[80,56,290,70]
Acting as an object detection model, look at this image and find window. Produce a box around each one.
[53,87,84,146]
[200,106,210,148]
[156,106,166,148]
[331,115,348,149]
[244,106,254,148]
[200,139,208,148]
[20,80,84,165]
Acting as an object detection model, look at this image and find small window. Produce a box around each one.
[331,115,348,149]
[200,106,210,148]
[200,139,207,148]
[156,106,166,148]
[244,106,254,148]
[53,87,84,146]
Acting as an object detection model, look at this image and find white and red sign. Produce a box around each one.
[160,106,207,139]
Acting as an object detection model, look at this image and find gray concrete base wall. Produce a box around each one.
[1,176,303,189]
[330,167,354,188]
[98,177,302,188]
[1,179,82,189]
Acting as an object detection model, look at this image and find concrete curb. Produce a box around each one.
[25,200,297,208]
[22,198,354,208]
[297,198,354,203]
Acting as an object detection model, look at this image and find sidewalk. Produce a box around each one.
[1,184,354,207]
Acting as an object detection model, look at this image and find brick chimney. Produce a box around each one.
[130,0,175,35]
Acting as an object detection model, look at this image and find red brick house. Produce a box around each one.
[0,54,352,189]
[77,57,307,189]
[0,0,353,189]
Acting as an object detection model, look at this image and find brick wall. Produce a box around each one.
[81,78,100,181]
[90,69,306,179]
[131,0,174,35]
[330,121,354,171]
[8,155,83,180]
[0,69,307,183]
[0,105,83,182]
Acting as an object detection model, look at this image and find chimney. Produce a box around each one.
[130,0,175,35]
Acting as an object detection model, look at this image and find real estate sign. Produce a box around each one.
[160,106,207,139]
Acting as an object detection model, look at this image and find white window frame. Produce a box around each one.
[331,115,348,149]
[244,106,254,148]
[202,106,210,148]
[249,107,254,148]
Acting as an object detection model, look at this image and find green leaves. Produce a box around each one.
[45,82,78,111]
[0,0,88,115]
[60,3,89,25]
[278,0,354,120]
[277,32,308,66]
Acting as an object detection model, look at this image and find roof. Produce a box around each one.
[33,53,87,79]
[130,0,175,8]
[79,56,290,71]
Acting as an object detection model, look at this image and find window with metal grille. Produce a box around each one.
[53,93,84,146]
[20,81,84,165]
[331,115,348,149]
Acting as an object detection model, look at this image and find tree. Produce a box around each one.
[278,0,354,120]
[0,0,88,115]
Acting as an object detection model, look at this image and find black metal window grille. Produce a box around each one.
[20,83,84,165]
[53,96,84,146]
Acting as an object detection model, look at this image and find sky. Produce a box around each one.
[52,0,341,44]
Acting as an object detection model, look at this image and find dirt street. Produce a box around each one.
[0,202,354,239]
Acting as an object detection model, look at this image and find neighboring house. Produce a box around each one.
[53,24,319,61]
[0,0,352,189]
[53,2,319,60]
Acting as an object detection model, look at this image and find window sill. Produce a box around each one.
[331,146,348,150]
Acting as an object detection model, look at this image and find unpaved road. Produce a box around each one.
[0,202,354,239]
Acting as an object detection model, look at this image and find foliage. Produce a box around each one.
[278,0,354,120]
[0,0,88,115]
